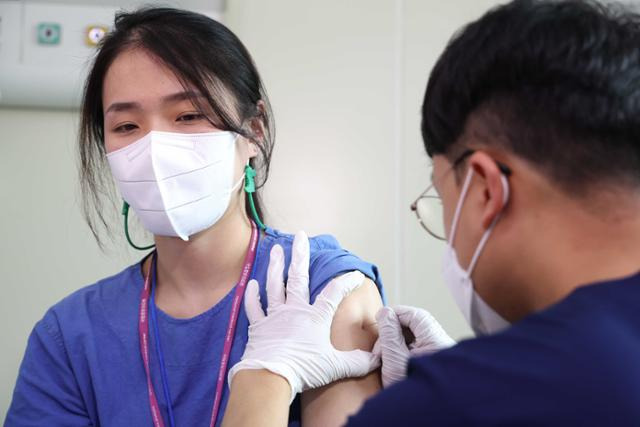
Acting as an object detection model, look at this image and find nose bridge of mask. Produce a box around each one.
[150,131,235,179]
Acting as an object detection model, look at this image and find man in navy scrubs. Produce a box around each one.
[223,1,640,425]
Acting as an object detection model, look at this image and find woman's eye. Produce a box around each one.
[113,123,138,133]
[177,113,205,122]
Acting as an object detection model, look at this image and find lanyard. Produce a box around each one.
[138,221,260,427]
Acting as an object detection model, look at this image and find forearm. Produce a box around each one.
[302,370,380,427]
[223,370,291,427]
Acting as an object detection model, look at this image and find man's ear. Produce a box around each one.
[469,151,508,229]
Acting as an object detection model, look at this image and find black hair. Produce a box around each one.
[79,7,274,246]
[422,0,640,192]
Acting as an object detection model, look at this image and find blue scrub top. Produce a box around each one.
[6,228,383,427]
[347,271,640,426]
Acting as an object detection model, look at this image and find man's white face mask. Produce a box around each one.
[107,130,244,241]
[441,167,511,336]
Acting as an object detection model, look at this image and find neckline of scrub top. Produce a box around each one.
[139,232,266,325]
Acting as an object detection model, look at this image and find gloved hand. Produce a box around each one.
[374,305,456,388]
[228,231,380,403]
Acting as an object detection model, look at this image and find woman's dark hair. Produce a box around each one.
[79,7,274,246]
[422,0,640,193]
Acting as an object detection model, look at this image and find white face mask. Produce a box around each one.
[441,167,510,336]
[107,130,244,241]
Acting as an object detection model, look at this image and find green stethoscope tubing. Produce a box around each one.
[122,164,266,250]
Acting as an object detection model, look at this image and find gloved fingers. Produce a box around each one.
[376,306,406,349]
[338,349,381,378]
[266,244,286,314]
[376,307,413,387]
[380,350,410,388]
[244,279,265,324]
[394,305,455,350]
[313,271,365,317]
[371,336,406,389]
[394,305,433,334]
[286,231,311,305]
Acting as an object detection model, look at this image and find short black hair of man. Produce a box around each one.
[422,0,640,193]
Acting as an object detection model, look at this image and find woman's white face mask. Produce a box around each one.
[107,130,244,241]
[441,167,511,336]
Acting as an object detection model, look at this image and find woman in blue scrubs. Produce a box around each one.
[5,8,383,427]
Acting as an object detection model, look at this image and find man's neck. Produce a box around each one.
[149,201,253,319]
[516,197,640,318]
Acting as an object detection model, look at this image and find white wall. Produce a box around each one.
[399,0,503,342]
[225,0,400,304]
[0,0,502,419]
[224,0,502,334]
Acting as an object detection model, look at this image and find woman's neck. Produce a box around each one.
[150,201,253,319]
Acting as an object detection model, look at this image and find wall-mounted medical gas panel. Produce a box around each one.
[0,1,221,109]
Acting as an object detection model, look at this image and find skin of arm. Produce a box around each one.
[301,277,383,426]
[222,276,383,427]
[223,369,291,427]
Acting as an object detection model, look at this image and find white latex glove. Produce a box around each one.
[228,231,380,403]
[374,305,456,388]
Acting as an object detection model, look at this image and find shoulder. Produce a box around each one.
[260,227,343,253]
[257,228,384,302]
[399,286,640,423]
[11,261,144,421]
[40,262,143,344]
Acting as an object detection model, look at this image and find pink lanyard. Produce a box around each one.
[138,221,259,427]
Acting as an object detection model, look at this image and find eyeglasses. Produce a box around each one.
[410,150,511,240]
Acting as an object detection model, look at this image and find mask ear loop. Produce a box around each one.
[122,162,267,248]
[244,164,266,230]
[466,174,510,275]
[122,201,156,251]
[448,168,475,245]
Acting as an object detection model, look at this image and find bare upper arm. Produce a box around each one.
[301,276,383,427]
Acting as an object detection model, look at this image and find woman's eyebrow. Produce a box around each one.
[104,101,141,115]
[161,90,204,104]
[104,91,204,115]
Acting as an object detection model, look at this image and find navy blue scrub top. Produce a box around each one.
[348,271,640,426]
